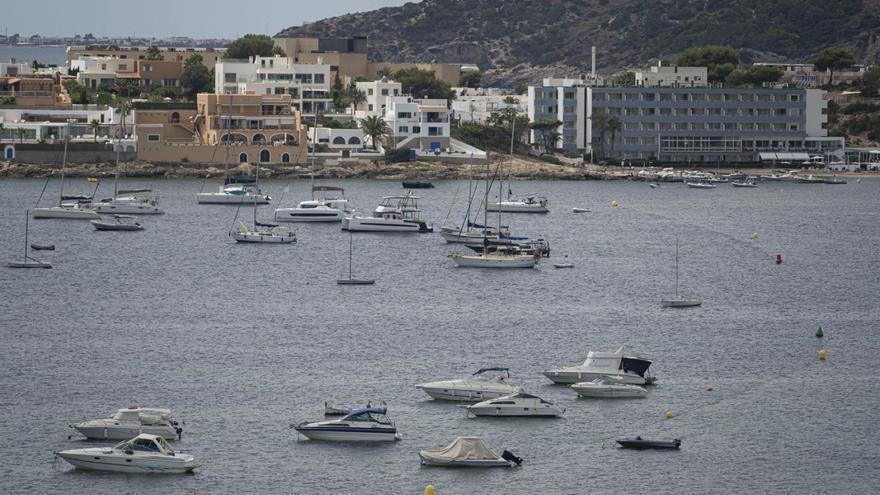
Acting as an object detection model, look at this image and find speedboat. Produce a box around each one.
[450,252,536,268]
[55,434,197,473]
[275,186,350,222]
[416,367,519,402]
[343,193,432,232]
[466,392,565,417]
[91,215,145,231]
[293,407,399,442]
[197,180,270,204]
[419,437,522,467]
[543,347,655,385]
[731,180,758,188]
[617,437,681,450]
[94,189,164,215]
[797,174,825,184]
[572,207,591,212]
[685,182,716,189]
[230,221,296,243]
[32,203,99,219]
[570,377,648,398]
[487,194,549,213]
[70,407,182,441]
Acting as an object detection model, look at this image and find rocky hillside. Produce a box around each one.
[278,0,880,85]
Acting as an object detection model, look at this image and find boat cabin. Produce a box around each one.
[115,434,173,454]
[341,407,393,425]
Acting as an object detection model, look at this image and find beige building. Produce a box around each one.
[273,36,466,86]
[0,76,71,108]
[67,46,225,71]
[134,93,307,164]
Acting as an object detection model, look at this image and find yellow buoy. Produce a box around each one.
[611,200,619,207]
[666,411,673,419]
[751,232,759,239]
[819,349,826,361]
[424,485,436,495]
[87,177,98,182]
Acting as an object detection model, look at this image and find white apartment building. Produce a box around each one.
[72,57,137,90]
[753,62,868,87]
[0,60,33,77]
[214,56,333,116]
[354,77,402,119]
[634,65,707,87]
[451,87,527,124]
[310,127,365,150]
[383,96,451,150]
[0,105,120,142]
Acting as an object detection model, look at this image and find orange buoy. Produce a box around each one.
[775,254,782,264]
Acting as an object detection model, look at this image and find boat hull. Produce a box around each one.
[343,217,432,233]
[71,424,178,441]
[661,299,702,308]
[91,221,144,231]
[452,254,535,268]
[419,452,511,467]
[8,261,51,268]
[94,203,164,215]
[32,207,98,219]
[543,370,648,386]
[439,230,492,244]
[274,208,343,222]
[467,405,563,417]
[416,385,515,402]
[56,450,196,473]
[197,193,270,204]
[294,427,398,442]
[570,384,648,398]
[486,204,548,213]
[231,231,296,243]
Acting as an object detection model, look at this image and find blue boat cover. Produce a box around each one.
[343,407,387,419]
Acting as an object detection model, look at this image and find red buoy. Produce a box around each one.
[775,254,782,264]
[707,387,714,392]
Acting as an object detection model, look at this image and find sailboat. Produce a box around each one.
[440,163,502,244]
[229,164,296,244]
[451,122,537,269]
[337,230,374,285]
[8,210,52,268]
[94,109,164,214]
[660,238,702,308]
[32,132,99,219]
[197,94,270,205]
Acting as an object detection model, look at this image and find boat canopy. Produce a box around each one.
[427,437,500,461]
[473,367,510,376]
[343,407,388,420]
[621,356,652,377]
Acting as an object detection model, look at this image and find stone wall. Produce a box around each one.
[4,142,136,164]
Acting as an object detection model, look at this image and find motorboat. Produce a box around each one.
[70,407,182,441]
[419,437,522,467]
[402,181,434,188]
[416,367,519,402]
[197,180,270,204]
[731,180,758,188]
[487,194,549,213]
[823,176,847,185]
[32,203,99,219]
[55,434,197,473]
[553,263,574,269]
[342,193,432,232]
[617,437,681,450]
[293,407,399,442]
[230,221,296,244]
[543,347,655,386]
[91,214,145,231]
[450,252,536,269]
[274,186,349,222]
[685,182,716,189]
[572,207,591,212]
[797,174,826,184]
[648,183,659,188]
[8,211,53,268]
[763,171,800,182]
[466,392,565,417]
[570,377,648,398]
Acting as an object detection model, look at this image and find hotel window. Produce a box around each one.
[398,126,408,133]
[224,73,236,83]
[381,89,389,96]
[368,89,374,95]
[413,126,420,133]
[790,94,799,102]
[314,74,325,84]
[148,134,160,141]
[394,89,399,96]
[368,104,373,111]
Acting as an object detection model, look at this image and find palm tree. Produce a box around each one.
[591,109,608,161]
[606,114,622,158]
[349,89,367,115]
[359,115,390,150]
[89,119,101,142]
[15,128,28,143]
[116,102,131,137]
[0,123,5,143]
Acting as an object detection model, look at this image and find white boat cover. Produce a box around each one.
[425,437,501,461]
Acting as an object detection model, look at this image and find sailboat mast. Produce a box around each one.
[23,210,29,262]
[310,112,317,200]
[483,158,490,255]
[348,230,353,280]
[58,124,69,206]
[675,238,679,298]
[501,118,516,233]
[113,108,122,199]
[253,161,259,226]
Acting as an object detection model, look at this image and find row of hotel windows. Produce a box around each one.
[536,91,803,103]
[618,122,800,131]
[224,73,327,84]
[366,88,400,96]
[536,106,803,117]
[606,137,837,151]
[397,126,444,136]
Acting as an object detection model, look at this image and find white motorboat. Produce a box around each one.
[91,214,145,231]
[8,210,53,268]
[55,434,197,473]
[487,194,549,213]
[230,221,296,243]
[198,182,271,204]
[572,207,591,213]
[343,193,432,232]
[466,392,565,417]
[570,377,648,398]
[660,238,702,308]
[419,437,522,467]
[416,367,519,402]
[70,407,182,441]
[543,347,655,385]
[731,180,758,188]
[450,252,536,268]
[293,407,399,442]
[685,182,716,189]
[275,186,349,222]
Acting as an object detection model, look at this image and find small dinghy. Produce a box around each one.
[91,215,145,231]
[617,437,681,450]
[30,243,55,251]
[402,181,434,189]
[419,436,522,467]
[572,207,590,213]
[648,182,659,188]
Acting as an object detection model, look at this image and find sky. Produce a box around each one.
[4,0,412,39]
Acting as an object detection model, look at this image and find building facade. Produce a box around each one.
[451,87,527,124]
[354,77,402,119]
[529,80,843,162]
[753,62,868,87]
[634,65,707,87]
[383,96,451,150]
[67,46,225,71]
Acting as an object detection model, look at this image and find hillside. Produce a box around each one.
[278,0,880,85]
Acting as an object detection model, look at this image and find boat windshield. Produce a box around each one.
[116,436,163,452]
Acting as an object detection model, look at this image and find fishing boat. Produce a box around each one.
[337,230,374,285]
[660,238,702,308]
[55,434,197,473]
[419,437,522,467]
[91,214,144,231]
[69,407,182,441]
[229,165,296,243]
[570,377,648,398]
[617,437,681,450]
[342,193,432,232]
[32,136,99,220]
[293,407,399,442]
[416,367,519,402]
[8,210,52,268]
[466,392,565,417]
[543,347,655,385]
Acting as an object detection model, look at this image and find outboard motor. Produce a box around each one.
[175,426,183,440]
[501,450,523,466]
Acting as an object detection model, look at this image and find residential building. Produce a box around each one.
[214,56,333,116]
[0,77,71,108]
[451,87,527,124]
[0,104,118,142]
[0,59,33,77]
[310,127,365,150]
[383,96,451,151]
[133,93,307,164]
[67,45,225,71]
[272,36,468,85]
[73,57,135,90]
[634,65,707,87]
[753,62,868,87]
[131,60,183,90]
[354,77,402,119]
[528,79,844,162]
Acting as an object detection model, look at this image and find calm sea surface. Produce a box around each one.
[0,46,67,67]
[1,177,879,494]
